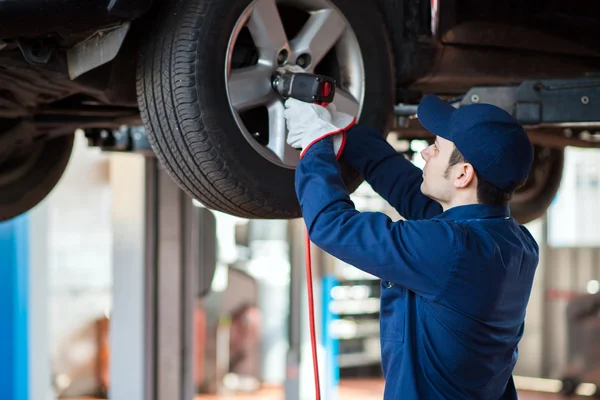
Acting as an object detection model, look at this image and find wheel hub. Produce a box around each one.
[225,0,365,169]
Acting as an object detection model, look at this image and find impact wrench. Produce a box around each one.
[272,70,337,400]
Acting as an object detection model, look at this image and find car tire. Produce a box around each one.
[0,131,74,222]
[136,0,395,219]
[510,146,564,225]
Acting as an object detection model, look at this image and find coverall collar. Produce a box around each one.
[435,203,510,221]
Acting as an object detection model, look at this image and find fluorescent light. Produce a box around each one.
[578,383,599,396]
[587,280,600,294]
[513,376,597,397]
[513,376,562,393]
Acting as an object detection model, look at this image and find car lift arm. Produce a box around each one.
[395,76,600,147]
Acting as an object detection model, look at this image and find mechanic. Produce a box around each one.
[284,94,540,400]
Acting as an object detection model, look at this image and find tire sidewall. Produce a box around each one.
[0,135,74,221]
[510,147,564,224]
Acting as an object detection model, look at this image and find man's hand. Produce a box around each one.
[284,98,356,159]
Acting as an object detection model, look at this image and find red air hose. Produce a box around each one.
[302,98,336,400]
[305,227,322,400]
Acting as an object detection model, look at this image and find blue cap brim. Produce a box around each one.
[417,94,457,141]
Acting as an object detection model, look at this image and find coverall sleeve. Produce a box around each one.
[297,138,458,299]
[342,125,442,220]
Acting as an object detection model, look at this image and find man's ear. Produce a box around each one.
[454,163,476,188]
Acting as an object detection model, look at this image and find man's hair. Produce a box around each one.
[444,145,523,205]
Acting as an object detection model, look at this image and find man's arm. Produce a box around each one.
[342,125,442,220]
[297,137,458,298]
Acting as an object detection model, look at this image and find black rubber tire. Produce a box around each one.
[510,146,564,225]
[0,134,74,222]
[136,0,395,219]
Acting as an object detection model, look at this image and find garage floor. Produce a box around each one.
[193,379,584,400]
[65,380,583,400]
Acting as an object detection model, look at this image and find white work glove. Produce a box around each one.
[284,98,356,159]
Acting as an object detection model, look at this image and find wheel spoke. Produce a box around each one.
[247,0,289,64]
[290,9,347,69]
[332,88,360,117]
[228,65,274,111]
[267,100,300,165]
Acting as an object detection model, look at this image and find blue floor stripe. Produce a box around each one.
[322,275,340,399]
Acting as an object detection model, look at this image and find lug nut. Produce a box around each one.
[296,53,312,68]
[277,49,288,66]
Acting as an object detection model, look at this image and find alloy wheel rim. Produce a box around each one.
[225,0,365,169]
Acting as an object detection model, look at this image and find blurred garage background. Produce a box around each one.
[5,131,598,400]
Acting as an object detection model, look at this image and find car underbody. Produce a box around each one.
[1,0,600,223]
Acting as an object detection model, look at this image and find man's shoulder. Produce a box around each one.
[444,216,540,259]
[401,217,468,244]
[399,216,465,233]
[517,223,541,256]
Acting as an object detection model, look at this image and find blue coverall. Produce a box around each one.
[295,125,540,400]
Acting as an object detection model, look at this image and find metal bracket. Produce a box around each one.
[462,77,600,127]
[393,76,600,147]
[395,77,600,126]
[67,22,130,80]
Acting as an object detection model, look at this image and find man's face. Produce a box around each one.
[420,136,456,204]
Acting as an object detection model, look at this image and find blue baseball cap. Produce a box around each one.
[417,94,533,192]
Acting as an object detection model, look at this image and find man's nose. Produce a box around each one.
[421,147,430,161]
